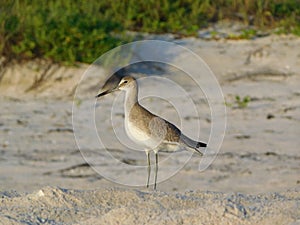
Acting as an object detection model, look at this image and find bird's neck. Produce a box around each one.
[124,83,138,116]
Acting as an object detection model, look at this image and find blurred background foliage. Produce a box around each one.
[0,0,299,64]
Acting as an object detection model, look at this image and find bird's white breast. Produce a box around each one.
[126,120,149,142]
[125,117,162,149]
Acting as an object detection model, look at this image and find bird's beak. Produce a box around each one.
[95,90,110,98]
[95,88,118,98]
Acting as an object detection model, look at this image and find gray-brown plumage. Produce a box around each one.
[96,76,207,189]
[128,102,206,151]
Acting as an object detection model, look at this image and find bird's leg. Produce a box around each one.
[146,150,151,188]
[154,152,158,190]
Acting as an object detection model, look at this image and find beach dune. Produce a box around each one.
[1,186,299,224]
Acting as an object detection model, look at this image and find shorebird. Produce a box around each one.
[96,76,207,189]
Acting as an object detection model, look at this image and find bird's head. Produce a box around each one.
[95,76,136,98]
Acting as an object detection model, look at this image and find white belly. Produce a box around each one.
[126,120,150,142]
[125,118,182,153]
[125,118,161,149]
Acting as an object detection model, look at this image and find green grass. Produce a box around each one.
[1,0,130,65]
[225,95,251,109]
[1,0,299,65]
[235,95,251,108]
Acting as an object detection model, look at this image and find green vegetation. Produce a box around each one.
[235,95,251,108]
[0,0,130,65]
[226,95,251,109]
[1,0,299,64]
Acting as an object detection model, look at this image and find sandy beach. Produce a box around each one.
[0,35,299,224]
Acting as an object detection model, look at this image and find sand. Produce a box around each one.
[1,187,299,224]
[0,34,299,224]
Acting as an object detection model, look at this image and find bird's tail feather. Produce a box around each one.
[180,134,207,155]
